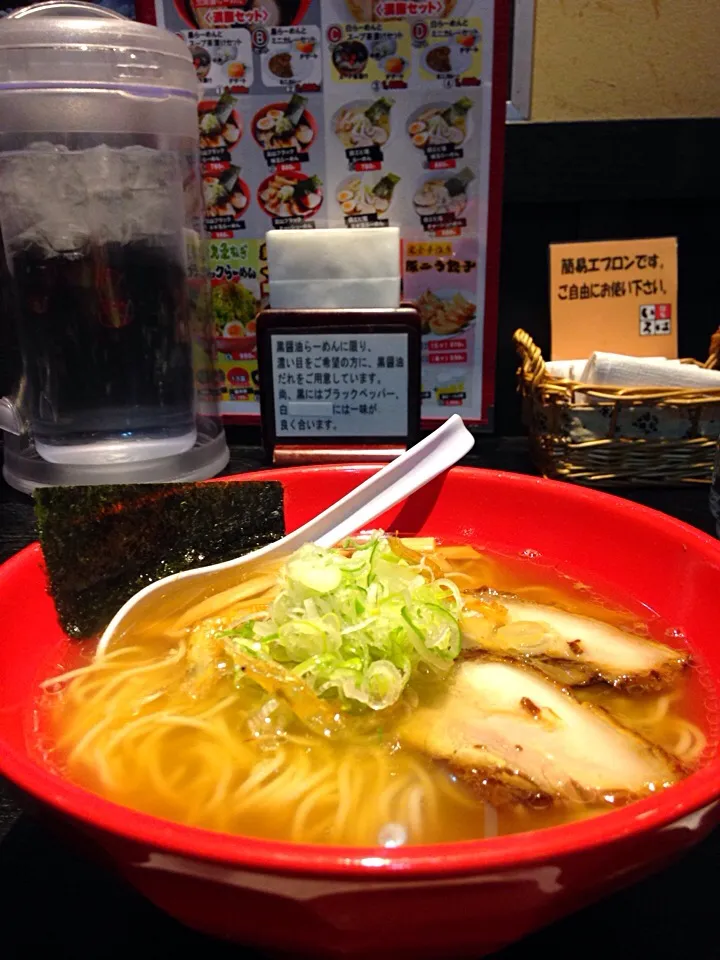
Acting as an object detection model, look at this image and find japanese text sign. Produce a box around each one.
[257,308,421,451]
[549,237,678,360]
[272,333,409,438]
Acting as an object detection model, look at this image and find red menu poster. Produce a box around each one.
[135,0,507,426]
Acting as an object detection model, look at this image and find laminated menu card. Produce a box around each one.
[136,0,507,426]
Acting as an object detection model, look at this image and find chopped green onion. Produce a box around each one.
[228,533,465,712]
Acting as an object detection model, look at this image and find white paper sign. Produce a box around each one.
[271,331,409,437]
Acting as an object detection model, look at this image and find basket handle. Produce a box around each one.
[513,329,547,385]
[705,327,720,370]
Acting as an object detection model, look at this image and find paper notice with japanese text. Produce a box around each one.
[271,331,409,437]
[550,237,678,361]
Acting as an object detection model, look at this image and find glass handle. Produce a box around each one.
[0,397,22,436]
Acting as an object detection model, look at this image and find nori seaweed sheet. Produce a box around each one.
[34,481,285,639]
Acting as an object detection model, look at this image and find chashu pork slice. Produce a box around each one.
[399,659,682,807]
[460,598,689,691]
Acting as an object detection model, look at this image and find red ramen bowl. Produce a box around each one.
[1,466,720,959]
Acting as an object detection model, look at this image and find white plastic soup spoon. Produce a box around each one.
[95,415,475,657]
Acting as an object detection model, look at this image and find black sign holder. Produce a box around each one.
[257,307,422,465]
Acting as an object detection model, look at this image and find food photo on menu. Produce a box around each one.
[252,94,316,156]
[403,237,479,414]
[203,163,250,230]
[407,97,474,160]
[333,96,394,154]
[263,34,319,88]
[336,171,401,224]
[258,170,323,222]
[198,90,242,156]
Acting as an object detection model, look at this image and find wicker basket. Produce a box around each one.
[514,329,720,487]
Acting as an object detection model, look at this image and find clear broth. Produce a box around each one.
[33,541,714,847]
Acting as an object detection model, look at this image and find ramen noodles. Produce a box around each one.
[38,534,708,847]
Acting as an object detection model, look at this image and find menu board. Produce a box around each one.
[139,0,506,426]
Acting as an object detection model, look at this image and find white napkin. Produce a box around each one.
[546,359,590,380]
[269,277,400,309]
[266,227,400,282]
[580,352,720,390]
[266,227,401,309]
